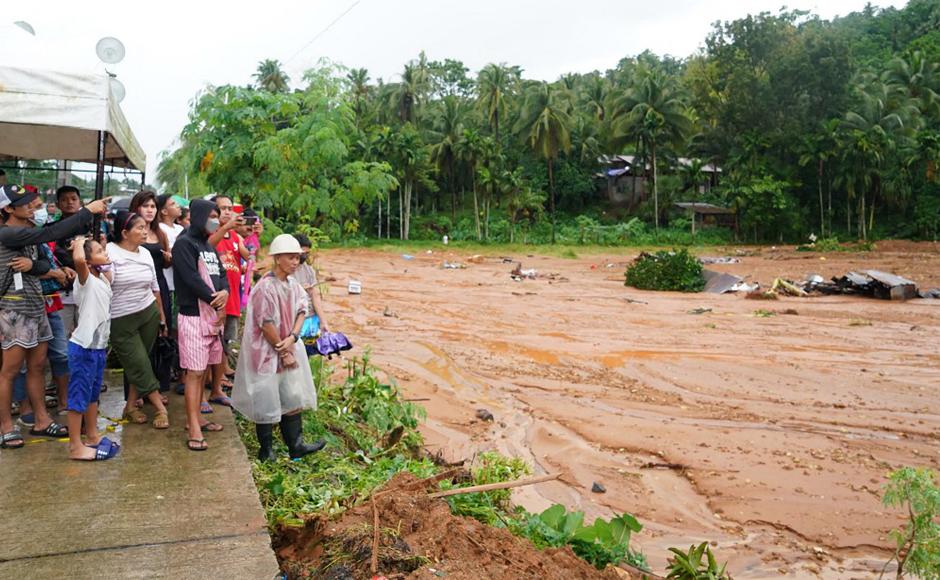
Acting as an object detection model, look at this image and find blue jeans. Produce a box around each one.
[47,311,70,378]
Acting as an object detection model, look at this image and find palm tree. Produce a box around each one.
[611,70,691,231]
[388,124,435,240]
[390,63,430,124]
[429,96,466,220]
[477,63,517,142]
[514,81,573,243]
[455,128,485,240]
[347,68,371,125]
[254,59,290,93]
[502,169,545,243]
[841,80,918,238]
[884,50,939,116]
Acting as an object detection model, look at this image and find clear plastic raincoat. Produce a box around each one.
[231,273,317,424]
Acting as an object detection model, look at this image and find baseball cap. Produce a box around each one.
[1,184,39,208]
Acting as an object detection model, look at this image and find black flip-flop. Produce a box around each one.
[200,422,224,433]
[187,438,208,451]
[1,430,24,449]
[29,422,68,438]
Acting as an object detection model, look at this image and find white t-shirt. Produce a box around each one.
[107,242,158,319]
[159,222,185,292]
[70,273,112,349]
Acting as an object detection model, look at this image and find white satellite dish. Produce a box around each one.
[109,77,126,103]
[95,36,125,64]
[13,21,35,36]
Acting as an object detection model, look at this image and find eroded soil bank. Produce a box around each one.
[317,241,940,578]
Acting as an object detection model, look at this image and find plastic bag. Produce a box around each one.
[151,335,180,384]
[300,315,320,357]
[314,331,352,359]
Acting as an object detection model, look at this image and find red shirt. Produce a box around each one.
[215,231,243,317]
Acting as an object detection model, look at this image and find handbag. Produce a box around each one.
[300,314,320,357]
[151,336,180,384]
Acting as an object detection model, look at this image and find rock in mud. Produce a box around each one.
[591,482,606,494]
[475,409,494,422]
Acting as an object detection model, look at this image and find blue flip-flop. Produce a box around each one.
[209,396,232,408]
[200,402,214,414]
[73,437,120,461]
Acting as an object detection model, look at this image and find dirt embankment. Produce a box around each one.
[276,473,624,579]
[317,242,940,578]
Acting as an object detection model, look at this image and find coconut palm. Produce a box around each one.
[347,68,371,125]
[387,124,436,240]
[455,128,485,240]
[514,81,573,243]
[254,59,290,93]
[611,70,692,230]
[477,63,518,142]
[841,80,918,238]
[429,96,467,220]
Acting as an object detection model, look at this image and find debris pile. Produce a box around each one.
[805,270,918,300]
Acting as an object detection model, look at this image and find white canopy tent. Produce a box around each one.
[0,65,146,196]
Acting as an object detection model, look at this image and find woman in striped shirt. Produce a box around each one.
[107,211,169,429]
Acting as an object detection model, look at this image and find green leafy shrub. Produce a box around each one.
[625,249,706,292]
[513,505,648,571]
[881,467,940,579]
[665,542,731,579]
[441,452,530,525]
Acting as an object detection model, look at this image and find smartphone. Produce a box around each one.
[243,216,259,226]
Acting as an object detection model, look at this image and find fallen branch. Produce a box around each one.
[371,496,380,574]
[619,562,666,579]
[427,473,560,499]
[375,468,464,498]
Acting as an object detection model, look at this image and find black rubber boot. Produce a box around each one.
[256,423,277,462]
[279,414,325,459]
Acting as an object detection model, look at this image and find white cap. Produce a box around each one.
[269,234,302,255]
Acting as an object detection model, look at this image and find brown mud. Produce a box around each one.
[317,242,940,578]
[275,473,625,579]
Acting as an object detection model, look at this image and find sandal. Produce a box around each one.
[200,422,224,433]
[187,438,208,451]
[200,402,213,414]
[208,396,232,408]
[123,407,148,424]
[1,430,24,449]
[72,437,120,461]
[29,422,68,438]
[153,411,170,430]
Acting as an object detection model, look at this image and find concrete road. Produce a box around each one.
[0,375,279,579]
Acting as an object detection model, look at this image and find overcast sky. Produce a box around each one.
[4,0,905,181]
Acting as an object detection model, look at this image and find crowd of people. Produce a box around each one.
[0,180,330,461]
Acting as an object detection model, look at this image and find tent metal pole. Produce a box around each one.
[93,130,108,236]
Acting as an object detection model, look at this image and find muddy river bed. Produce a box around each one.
[316,241,940,578]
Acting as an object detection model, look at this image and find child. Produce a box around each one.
[231,234,324,461]
[66,235,119,460]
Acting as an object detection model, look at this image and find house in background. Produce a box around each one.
[674,202,737,234]
[596,155,722,209]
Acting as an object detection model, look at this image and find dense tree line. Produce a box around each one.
[158,1,940,244]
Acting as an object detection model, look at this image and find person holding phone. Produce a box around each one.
[0,185,109,449]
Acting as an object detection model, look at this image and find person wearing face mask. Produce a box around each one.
[172,199,229,451]
[291,234,330,334]
[0,184,109,449]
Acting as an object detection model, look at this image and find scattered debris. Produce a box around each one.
[919,288,940,299]
[348,280,362,294]
[475,409,494,422]
[383,306,398,318]
[467,255,486,264]
[754,309,776,318]
[699,256,740,265]
[640,462,686,471]
[591,482,607,494]
[402,254,415,260]
[813,270,918,300]
[623,297,648,305]
[442,261,466,269]
[703,270,743,294]
[687,307,712,315]
[849,319,873,327]
[745,290,779,300]
[779,308,799,316]
[510,263,537,281]
[771,278,808,297]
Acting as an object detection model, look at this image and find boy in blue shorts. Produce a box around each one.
[65,235,119,461]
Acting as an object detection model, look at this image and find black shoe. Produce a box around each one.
[256,424,277,462]
[279,414,325,459]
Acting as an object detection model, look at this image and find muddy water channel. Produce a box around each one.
[318,243,940,578]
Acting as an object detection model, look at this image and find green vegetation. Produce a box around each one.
[239,353,650,572]
[666,542,732,579]
[625,249,705,292]
[138,1,940,247]
[881,467,940,579]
